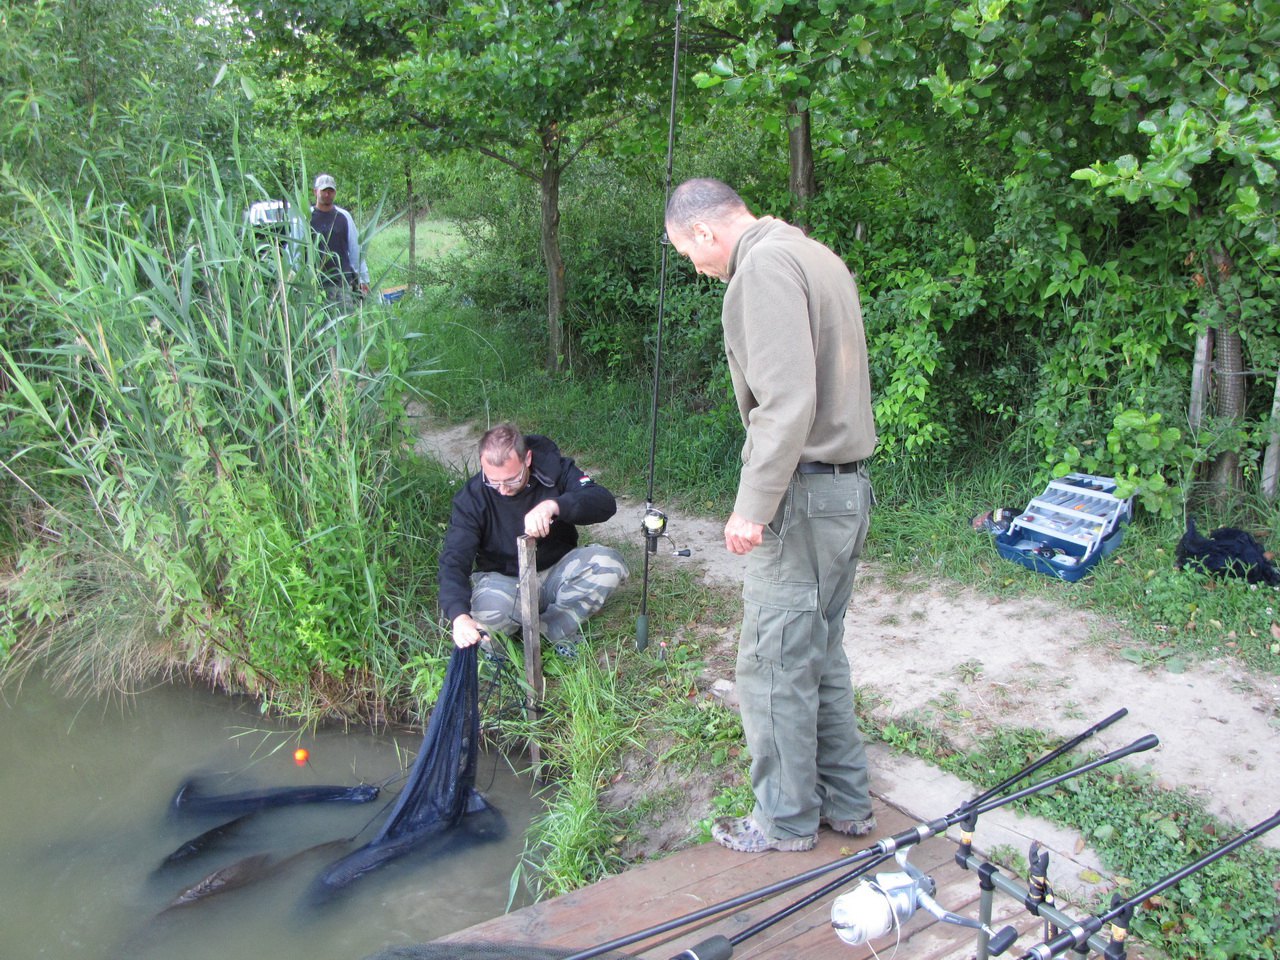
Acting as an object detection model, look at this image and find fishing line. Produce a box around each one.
[636,0,687,654]
[341,760,423,843]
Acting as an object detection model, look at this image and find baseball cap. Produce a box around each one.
[314,174,337,191]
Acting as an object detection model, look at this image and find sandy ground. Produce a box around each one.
[413,416,1280,899]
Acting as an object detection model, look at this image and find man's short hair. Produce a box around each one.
[479,423,527,466]
[665,178,748,234]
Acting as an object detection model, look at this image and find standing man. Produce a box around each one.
[439,423,630,659]
[309,173,370,303]
[666,178,878,853]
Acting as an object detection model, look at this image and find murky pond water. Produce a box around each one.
[0,675,539,960]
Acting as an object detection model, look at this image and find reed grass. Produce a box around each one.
[0,151,443,719]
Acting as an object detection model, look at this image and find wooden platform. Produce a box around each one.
[437,796,1059,959]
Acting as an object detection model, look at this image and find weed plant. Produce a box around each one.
[514,645,643,897]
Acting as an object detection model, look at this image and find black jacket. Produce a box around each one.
[437,435,618,622]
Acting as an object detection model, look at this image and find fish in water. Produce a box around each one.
[160,839,352,913]
[170,778,379,817]
[163,852,274,909]
[157,812,256,868]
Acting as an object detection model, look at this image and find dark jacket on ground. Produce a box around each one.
[437,435,618,623]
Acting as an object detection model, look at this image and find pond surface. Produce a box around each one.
[0,675,539,960]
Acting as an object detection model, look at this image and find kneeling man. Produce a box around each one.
[439,423,629,658]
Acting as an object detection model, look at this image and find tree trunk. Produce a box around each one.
[404,155,417,270]
[787,102,815,231]
[1206,247,1245,501]
[1210,325,1245,495]
[539,127,567,374]
[1189,329,1212,431]
[775,17,815,232]
[1260,364,1280,500]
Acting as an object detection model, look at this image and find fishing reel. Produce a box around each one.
[831,850,1017,953]
[641,506,691,557]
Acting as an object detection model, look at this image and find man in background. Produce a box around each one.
[309,173,369,303]
[439,423,629,659]
[665,178,878,853]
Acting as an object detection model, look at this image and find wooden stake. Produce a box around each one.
[516,534,543,770]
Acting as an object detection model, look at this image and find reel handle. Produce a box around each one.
[669,934,732,960]
[989,925,1020,955]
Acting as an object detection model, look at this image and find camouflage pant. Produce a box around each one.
[470,544,629,642]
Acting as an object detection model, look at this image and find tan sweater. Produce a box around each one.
[722,217,877,523]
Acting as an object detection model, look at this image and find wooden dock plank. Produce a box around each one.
[434,795,1051,959]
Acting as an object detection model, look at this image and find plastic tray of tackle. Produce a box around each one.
[995,473,1134,582]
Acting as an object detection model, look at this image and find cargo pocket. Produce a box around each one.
[765,483,796,541]
[740,575,819,669]
[805,484,863,518]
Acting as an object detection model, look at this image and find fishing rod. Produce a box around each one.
[636,0,690,654]
[663,734,1158,960]
[961,707,1128,813]
[1016,806,1280,960]
[560,711,1146,960]
[662,709,1134,959]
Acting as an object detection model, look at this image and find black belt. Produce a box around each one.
[796,460,862,475]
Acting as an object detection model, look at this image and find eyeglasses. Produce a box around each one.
[482,464,528,492]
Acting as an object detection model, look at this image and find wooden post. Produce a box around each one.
[516,535,543,769]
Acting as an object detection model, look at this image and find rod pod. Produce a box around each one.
[1017,807,1280,960]
[563,714,1148,960]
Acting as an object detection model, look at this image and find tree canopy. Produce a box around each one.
[6,0,1280,510]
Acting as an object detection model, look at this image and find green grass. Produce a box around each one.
[365,217,464,291]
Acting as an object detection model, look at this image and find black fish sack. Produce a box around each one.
[1176,518,1280,585]
[311,644,483,895]
[373,644,481,842]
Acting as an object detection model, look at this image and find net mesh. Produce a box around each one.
[311,645,484,896]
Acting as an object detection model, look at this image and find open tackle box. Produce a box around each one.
[995,473,1134,581]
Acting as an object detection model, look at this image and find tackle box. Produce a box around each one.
[994,473,1134,581]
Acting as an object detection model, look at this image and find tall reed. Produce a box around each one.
[0,152,432,721]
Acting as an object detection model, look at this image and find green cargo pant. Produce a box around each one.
[736,464,873,841]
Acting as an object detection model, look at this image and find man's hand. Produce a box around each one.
[524,499,560,539]
[725,512,764,555]
[452,614,485,649]
[358,281,370,296]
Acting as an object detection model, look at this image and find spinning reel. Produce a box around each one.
[641,507,691,558]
